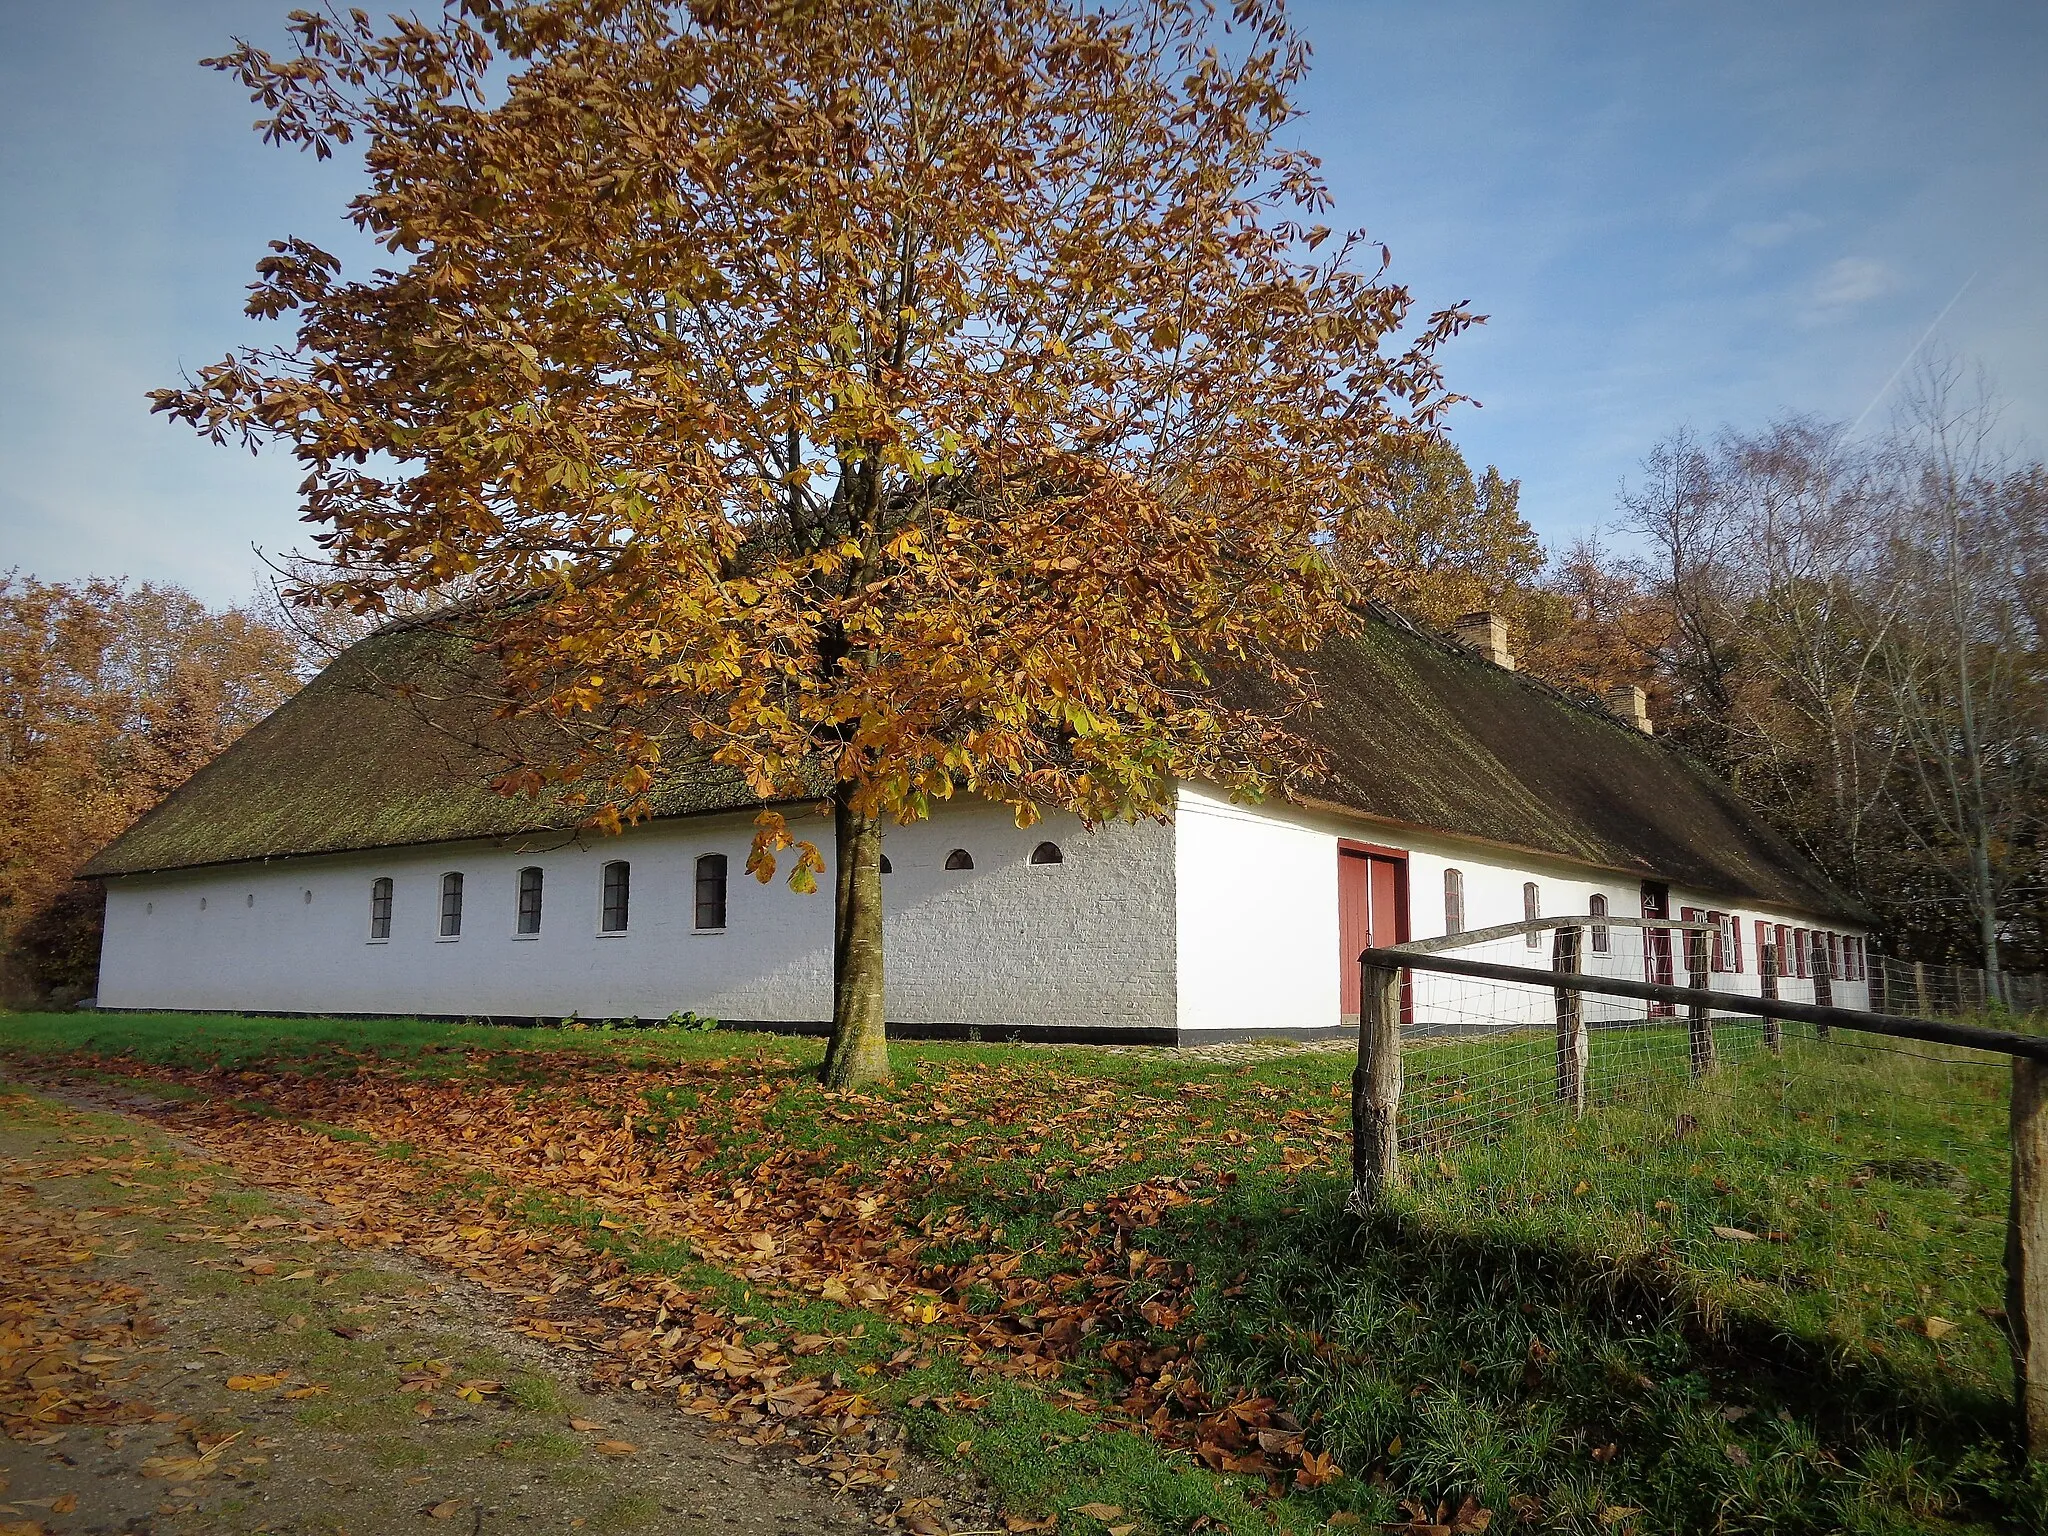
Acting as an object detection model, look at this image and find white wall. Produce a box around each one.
[1171,783,1869,1037]
[1174,786,1340,1036]
[96,800,1179,1034]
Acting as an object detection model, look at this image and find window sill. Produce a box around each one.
[596,929,630,939]
[691,927,727,937]
[435,935,461,944]
[365,938,390,946]
[512,933,540,941]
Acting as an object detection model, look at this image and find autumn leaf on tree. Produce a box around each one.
[156,0,1472,1083]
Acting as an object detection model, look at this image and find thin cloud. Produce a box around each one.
[1812,256,1899,311]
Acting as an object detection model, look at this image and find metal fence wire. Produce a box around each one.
[1346,917,2048,1453]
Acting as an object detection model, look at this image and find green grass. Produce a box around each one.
[5,1008,2044,1533]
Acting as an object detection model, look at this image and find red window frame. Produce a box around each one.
[1793,928,1810,978]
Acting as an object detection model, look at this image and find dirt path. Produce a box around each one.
[0,1085,972,1536]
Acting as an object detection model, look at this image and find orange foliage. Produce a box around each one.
[0,576,300,997]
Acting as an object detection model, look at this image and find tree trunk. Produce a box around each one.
[821,785,889,1088]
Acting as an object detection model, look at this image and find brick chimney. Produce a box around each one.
[1451,611,1514,670]
[1605,684,1653,733]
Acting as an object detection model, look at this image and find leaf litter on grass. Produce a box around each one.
[10,1039,2043,1532]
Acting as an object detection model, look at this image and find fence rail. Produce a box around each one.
[1348,919,2048,1456]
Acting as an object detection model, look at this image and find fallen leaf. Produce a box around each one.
[594,1440,637,1456]
[1071,1505,1124,1522]
[568,1417,605,1432]
[427,1498,464,1518]
[283,1384,328,1400]
[225,1374,286,1392]
[50,1497,77,1515]
[1710,1226,1758,1243]
[1108,1526,1138,1536]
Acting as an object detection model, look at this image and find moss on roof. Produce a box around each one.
[81,618,774,878]
[85,606,1858,919]
[1283,610,1859,917]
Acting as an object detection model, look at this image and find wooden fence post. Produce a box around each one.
[1350,961,1404,1212]
[1553,926,1587,1113]
[1915,960,1931,1017]
[1759,944,1782,1054]
[2009,1058,2048,1456]
[1686,928,1716,1078]
[1812,936,1832,1039]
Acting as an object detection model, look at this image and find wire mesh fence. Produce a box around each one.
[1348,917,2048,1450]
[1870,954,2047,1018]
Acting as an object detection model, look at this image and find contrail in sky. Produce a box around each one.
[1846,272,1976,437]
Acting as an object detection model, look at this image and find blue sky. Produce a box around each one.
[3,1,2043,606]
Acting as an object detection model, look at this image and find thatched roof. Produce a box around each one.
[84,606,1860,920]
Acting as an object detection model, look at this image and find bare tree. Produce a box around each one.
[1873,355,2048,999]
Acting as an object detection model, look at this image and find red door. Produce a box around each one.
[1340,847,1408,1015]
[1641,880,1674,1016]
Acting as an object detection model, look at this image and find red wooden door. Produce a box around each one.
[1641,880,1675,1016]
[1339,848,1408,1014]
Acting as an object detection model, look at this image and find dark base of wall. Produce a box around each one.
[90,1006,1349,1049]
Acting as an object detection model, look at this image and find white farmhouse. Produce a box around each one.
[85,606,1872,1040]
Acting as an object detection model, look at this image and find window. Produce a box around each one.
[1443,868,1465,935]
[1729,913,1743,973]
[1030,841,1064,865]
[880,853,893,875]
[1523,882,1541,947]
[245,892,255,908]
[601,861,630,933]
[1589,893,1610,954]
[439,872,464,937]
[369,877,393,940]
[694,853,728,931]
[1827,931,1841,980]
[516,866,543,935]
[1793,928,1809,978]
[945,849,974,871]
[1756,919,1771,975]
[1776,924,1792,976]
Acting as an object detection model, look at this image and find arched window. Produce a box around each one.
[880,853,893,875]
[245,893,255,908]
[694,853,728,931]
[369,877,393,939]
[601,860,630,933]
[944,849,974,871]
[1030,842,1064,865]
[516,867,543,935]
[1589,893,1610,954]
[1443,868,1465,934]
[439,872,464,937]
[1523,881,1541,947]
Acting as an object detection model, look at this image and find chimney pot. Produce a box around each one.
[1605,683,1653,733]
[1451,611,1515,670]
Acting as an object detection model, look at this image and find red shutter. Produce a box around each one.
[1794,929,1809,977]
